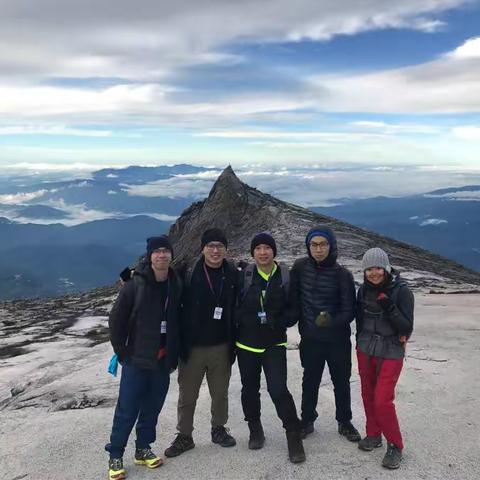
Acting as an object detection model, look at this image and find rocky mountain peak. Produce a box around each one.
[169,166,480,291]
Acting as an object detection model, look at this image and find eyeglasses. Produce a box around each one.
[205,242,226,251]
[310,241,329,250]
[151,248,171,255]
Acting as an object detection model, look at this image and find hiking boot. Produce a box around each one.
[358,435,383,452]
[382,443,403,469]
[134,447,163,468]
[338,422,361,442]
[248,421,265,450]
[300,421,314,439]
[211,426,236,447]
[164,433,195,458]
[108,457,126,480]
[286,431,306,464]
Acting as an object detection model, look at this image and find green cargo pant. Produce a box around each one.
[176,342,231,436]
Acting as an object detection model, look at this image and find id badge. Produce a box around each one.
[258,311,267,325]
[213,307,223,320]
[161,321,167,334]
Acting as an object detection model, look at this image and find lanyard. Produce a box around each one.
[161,278,170,328]
[258,263,277,312]
[203,262,224,306]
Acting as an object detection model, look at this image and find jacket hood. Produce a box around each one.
[305,225,338,267]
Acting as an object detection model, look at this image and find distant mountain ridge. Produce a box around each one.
[312,184,480,272]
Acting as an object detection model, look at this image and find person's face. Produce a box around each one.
[365,267,386,285]
[253,244,275,270]
[309,235,330,262]
[150,248,172,272]
[203,242,227,268]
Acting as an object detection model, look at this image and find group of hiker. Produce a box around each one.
[105,225,414,480]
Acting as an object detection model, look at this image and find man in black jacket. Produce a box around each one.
[105,235,182,480]
[164,228,238,458]
[290,225,360,442]
[236,232,305,463]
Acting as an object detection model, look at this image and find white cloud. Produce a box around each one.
[0,125,113,137]
[452,126,480,140]
[307,36,480,113]
[0,189,49,204]
[420,218,448,226]
[107,190,117,195]
[425,190,480,201]
[0,1,467,79]
[449,36,480,59]
[125,177,215,199]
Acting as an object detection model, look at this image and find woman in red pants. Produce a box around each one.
[355,247,414,469]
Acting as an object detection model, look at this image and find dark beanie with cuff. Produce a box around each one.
[146,235,173,258]
[201,228,228,249]
[250,232,277,257]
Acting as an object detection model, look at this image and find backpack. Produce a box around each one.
[240,263,290,301]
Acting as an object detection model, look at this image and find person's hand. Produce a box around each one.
[315,311,331,327]
[377,292,394,311]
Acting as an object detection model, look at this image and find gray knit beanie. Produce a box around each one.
[361,247,391,273]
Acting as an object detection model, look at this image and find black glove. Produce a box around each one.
[315,311,331,328]
[377,292,394,311]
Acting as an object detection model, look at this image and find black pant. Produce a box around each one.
[237,346,300,432]
[299,338,352,424]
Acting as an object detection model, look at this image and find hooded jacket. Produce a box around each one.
[109,262,182,371]
[356,271,414,359]
[290,225,356,342]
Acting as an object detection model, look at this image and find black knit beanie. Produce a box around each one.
[250,232,277,257]
[201,228,228,249]
[146,235,173,258]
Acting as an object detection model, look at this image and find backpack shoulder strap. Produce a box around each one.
[129,274,146,327]
[184,258,203,289]
[279,264,290,296]
[240,263,255,300]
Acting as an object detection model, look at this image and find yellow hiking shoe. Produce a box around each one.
[108,457,126,480]
[134,447,163,469]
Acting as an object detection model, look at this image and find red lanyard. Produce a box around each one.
[203,262,224,306]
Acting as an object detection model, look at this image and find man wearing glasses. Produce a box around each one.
[290,225,360,443]
[165,228,238,458]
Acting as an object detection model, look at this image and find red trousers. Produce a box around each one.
[356,348,404,449]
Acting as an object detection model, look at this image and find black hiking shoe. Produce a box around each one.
[164,433,195,458]
[338,422,361,442]
[382,443,403,469]
[248,421,265,450]
[108,457,125,480]
[286,431,306,464]
[358,435,383,452]
[211,426,236,447]
[300,421,314,439]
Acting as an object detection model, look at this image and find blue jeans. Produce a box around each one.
[105,362,170,458]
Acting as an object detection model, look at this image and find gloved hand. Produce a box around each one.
[315,311,331,328]
[377,292,394,311]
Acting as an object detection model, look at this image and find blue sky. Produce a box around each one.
[0,0,479,175]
